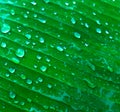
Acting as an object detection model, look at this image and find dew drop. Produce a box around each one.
[39,37,45,43]
[1,42,6,48]
[9,67,15,74]
[96,28,102,34]
[43,0,50,3]
[1,24,11,33]
[71,17,76,24]
[10,9,15,15]
[20,74,26,80]
[25,34,31,39]
[47,84,52,89]
[40,65,47,72]
[16,48,25,58]
[36,55,42,60]
[37,77,43,83]
[9,91,16,99]
[11,57,20,64]
[74,32,81,38]
[38,18,47,24]
[26,79,33,85]
[56,46,64,52]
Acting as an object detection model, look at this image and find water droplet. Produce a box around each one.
[26,79,32,85]
[40,66,47,72]
[25,34,31,39]
[37,77,43,83]
[31,1,37,5]
[10,9,15,15]
[11,57,20,64]
[39,37,45,43]
[96,28,102,34]
[36,55,42,60]
[71,17,76,24]
[56,46,64,52]
[5,73,10,77]
[43,0,50,3]
[38,18,46,24]
[20,74,26,80]
[9,67,15,74]
[74,32,81,38]
[9,91,16,99]
[47,84,52,89]
[85,23,89,28]
[1,42,6,48]
[16,48,25,58]
[1,24,11,33]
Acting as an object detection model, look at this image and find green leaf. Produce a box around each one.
[0,0,120,112]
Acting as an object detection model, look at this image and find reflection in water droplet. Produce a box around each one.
[1,24,11,33]
[16,48,25,58]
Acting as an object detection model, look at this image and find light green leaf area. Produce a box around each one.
[0,0,120,112]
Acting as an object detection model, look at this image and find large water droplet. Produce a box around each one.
[16,48,25,58]
[1,24,11,33]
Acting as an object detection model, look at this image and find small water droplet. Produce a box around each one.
[31,1,37,5]
[40,66,47,72]
[36,55,42,60]
[1,24,11,33]
[25,34,31,39]
[96,28,102,34]
[1,42,6,48]
[74,32,81,38]
[38,18,46,24]
[43,0,50,3]
[20,74,26,80]
[71,17,76,24]
[16,48,25,58]
[26,79,32,85]
[47,84,52,88]
[56,46,64,52]
[39,37,45,43]
[9,91,16,99]
[10,9,15,15]
[9,67,15,74]
[11,57,20,64]
[37,77,43,83]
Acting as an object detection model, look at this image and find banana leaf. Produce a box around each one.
[0,0,120,112]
